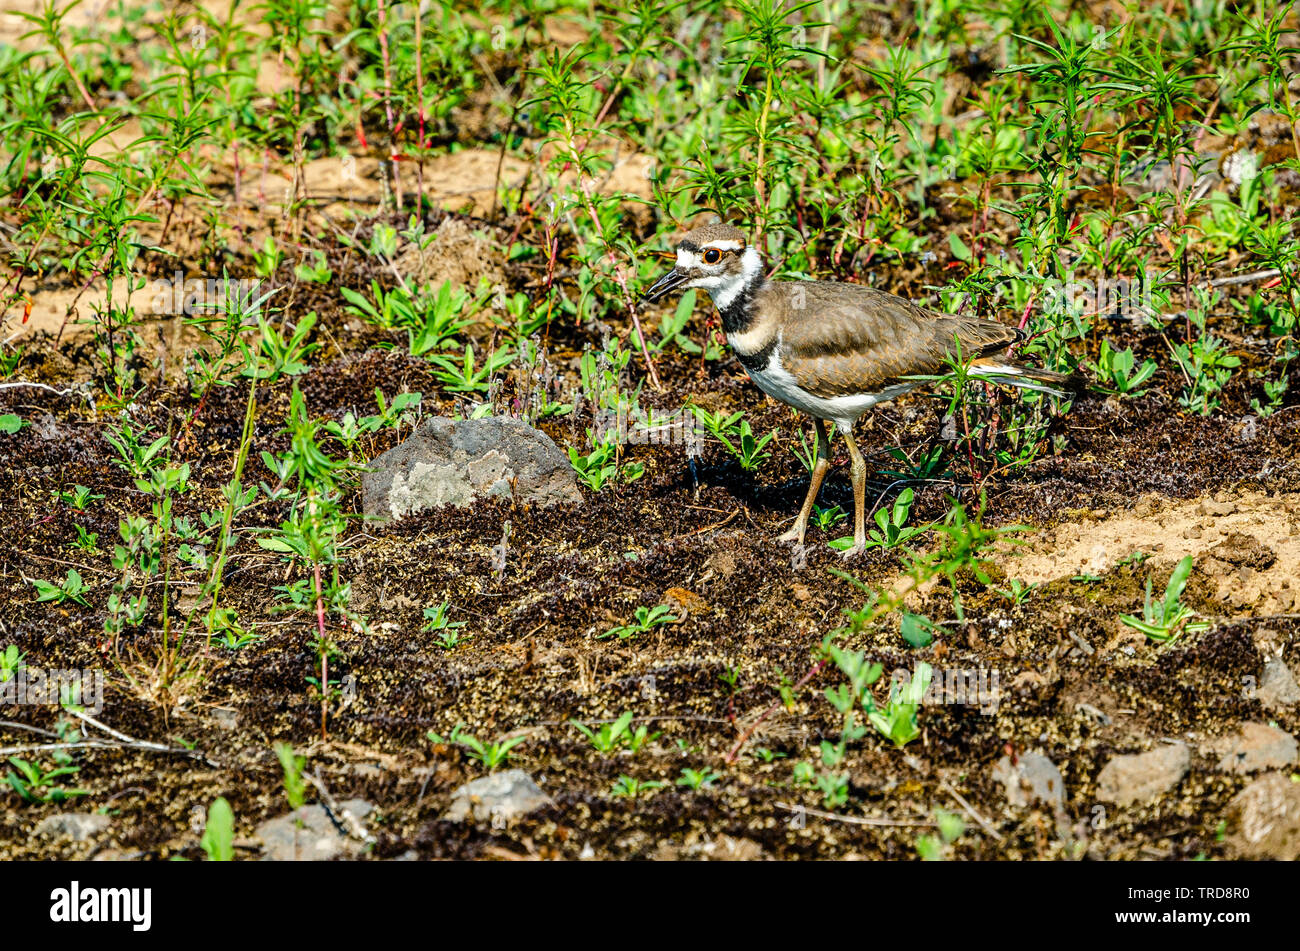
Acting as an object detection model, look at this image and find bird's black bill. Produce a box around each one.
[641,269,687,304]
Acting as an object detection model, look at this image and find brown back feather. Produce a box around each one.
[767,281,1021,398]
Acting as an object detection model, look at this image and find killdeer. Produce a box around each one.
[642,221,1067,556]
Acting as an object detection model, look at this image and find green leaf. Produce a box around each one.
[948,232,971,262]
[200,797,235,861]
[900,612,935,648]
[0,414,25,434]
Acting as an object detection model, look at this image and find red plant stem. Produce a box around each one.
[414,4,426,214]
[375,0,402,209]
[1016,292,1037,331]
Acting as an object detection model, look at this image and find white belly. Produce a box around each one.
[744,349,915,429]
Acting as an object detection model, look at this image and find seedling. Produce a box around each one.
[916,808,966,860]
[294,251,332,284]
[994,578,1040,605]
[675,767,720,790]
[570,711,659,754]
[831,487,929,552]
[29,569,89,607]
[1090,340,1157,397]
[274,742,307,810]
[428,343,514,395]
[690,406,775,472]
[70,524,100,555]
[54,484,103,510]
[200,797,235,861]
[0,645,24,682]
[1120,555,1210,643]
[421,602,469,649]
[811,504,846,531]
[6,757,88,804]
[568,439,643,490]
[610,775,667,799]
[599,604,677,640]
[428,723,527,771]
[899,611,941,648]
[867,663,933,748]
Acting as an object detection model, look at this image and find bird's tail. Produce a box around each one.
[968,359,1077,398]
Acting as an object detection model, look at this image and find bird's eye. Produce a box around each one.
[703,248,721,264]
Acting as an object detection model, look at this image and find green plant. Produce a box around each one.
[6,756,88,804]
[1090,340,1157,397]
[571,712,659,754]
[690,406,775,472]
[323,389,422,459]
[427,343,514,395]
[899,611,941,649]
[995,578,1040,605]
[568,438,644,491]
[54,484,103,509]
[28,569,89,607]
[1173,335,1240,416]
[69,524,100,555]
[1120,555,1209,643]
[0,645,24,682]
[200,797,235,861]
[610,775,667,799]
[421,601,469,649]
[1251,371,1289,417]
[598,604,677,640]
[811,504,846,531]
[916,808,966,860]
[253,234,283,278]
[652,289,703,354]
[675,767,720,790]
[294,251,332,283]
[429,723,527,771]
[103,422,169,479]
[831,487,929,552]
[866,663,932,747]
[274,742,307,810]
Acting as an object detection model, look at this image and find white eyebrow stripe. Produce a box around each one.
[706,240,744,251]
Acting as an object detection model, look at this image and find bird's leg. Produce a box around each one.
[779,417,831,547]
[840,425,868,558]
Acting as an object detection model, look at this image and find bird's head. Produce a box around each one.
[641,222,763,306]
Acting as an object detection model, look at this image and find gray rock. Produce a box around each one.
[1212,722,1298,774]
[35,812,110,841]
[1259,658,1300,711]
[254,799,373,861]
[444,770,552,824]
[1096,743,1190,806]
[362,416,581,522]
[1225,772,1300,860]
[992,751,1066,809]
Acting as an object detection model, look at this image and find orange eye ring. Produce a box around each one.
[703,248,721,264]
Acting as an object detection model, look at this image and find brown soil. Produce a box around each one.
[1,43,1298,859]
[3,230,1299,859]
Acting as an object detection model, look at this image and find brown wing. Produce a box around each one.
[768,281,1021,398]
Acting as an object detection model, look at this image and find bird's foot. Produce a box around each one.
[778,523,806,546]
[838,539,867,560]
